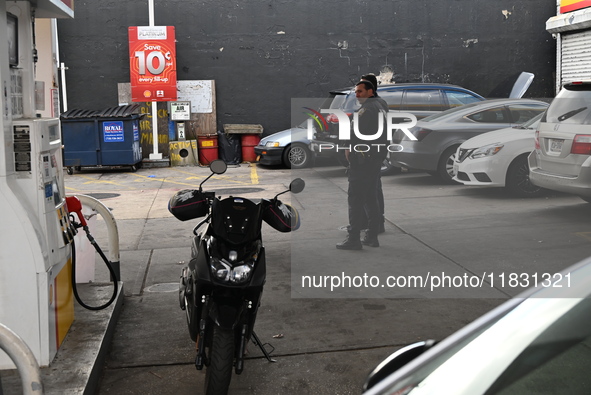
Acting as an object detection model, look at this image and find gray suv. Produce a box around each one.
[529,81,591,202]
[309,83,485,174]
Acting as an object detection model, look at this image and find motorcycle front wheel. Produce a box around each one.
[204,326,235,395]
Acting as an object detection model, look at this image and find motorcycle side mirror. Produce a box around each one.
[289,178,305,194]
[209,159,227,175]
[273,178,306,201]
[199,160,227,192]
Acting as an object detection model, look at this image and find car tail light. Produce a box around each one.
[412,128,433,141]
[534,130,540,151]
[326,113,339,123]
[571,134,591,155]
[326,112,352,123]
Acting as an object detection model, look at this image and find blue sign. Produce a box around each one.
[103,121,125,142]
[133,123,139,141]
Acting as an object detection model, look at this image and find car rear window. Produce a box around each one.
[467,107,509,123]
[445,90,483,108]
[546,89,591,124]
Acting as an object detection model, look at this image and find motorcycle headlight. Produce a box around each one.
[210,258,231,281]
[469,143,504,159]
[230,263,254,283]
[209,258,255,284]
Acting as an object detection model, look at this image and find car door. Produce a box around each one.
[379,89,403,112]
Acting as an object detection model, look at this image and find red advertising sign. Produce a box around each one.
[128,26,177,102]
[560,0,591,13]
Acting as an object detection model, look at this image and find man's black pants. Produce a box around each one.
[347,158,382,236]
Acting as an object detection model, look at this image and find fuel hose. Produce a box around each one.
[70,229,119,311]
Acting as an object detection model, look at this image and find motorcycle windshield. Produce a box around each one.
[210,197,263,244]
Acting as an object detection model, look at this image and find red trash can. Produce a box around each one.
[198,135,219,165]
[241,134,261,162]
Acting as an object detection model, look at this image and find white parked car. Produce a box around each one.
[363,255,591,395]
[452,112,546,196]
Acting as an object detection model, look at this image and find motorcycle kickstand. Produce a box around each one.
[251,330,276,363]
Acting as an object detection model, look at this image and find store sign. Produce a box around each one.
[170,101,191,121]
[128,26,177,102]
[560,0,591,13]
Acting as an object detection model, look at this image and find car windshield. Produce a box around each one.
[546,88,591,124]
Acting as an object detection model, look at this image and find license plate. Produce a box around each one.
[549,139,564,153]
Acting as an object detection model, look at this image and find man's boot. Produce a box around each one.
[361,231,379,247]
[336,233,362,250]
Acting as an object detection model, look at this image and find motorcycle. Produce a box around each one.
[168,159,304,395]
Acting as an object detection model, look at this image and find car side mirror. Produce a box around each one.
[363,340,437,392]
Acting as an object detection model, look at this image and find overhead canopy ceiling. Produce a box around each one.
[32,0,74,19]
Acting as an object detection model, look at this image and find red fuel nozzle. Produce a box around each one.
[66,196,88,227]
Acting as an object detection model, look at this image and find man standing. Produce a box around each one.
[336,81,388,250]
[360,74,386,234]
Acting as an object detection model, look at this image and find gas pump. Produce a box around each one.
[0,118,75,369]
[0,0,76,369]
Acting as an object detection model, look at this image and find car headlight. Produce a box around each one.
[265,141,280,147]
[469,143,504,159]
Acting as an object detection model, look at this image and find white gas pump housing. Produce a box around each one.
[0,0,75,369]
[0,118,75,369]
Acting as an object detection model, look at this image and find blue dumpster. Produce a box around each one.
[61,105,143,174]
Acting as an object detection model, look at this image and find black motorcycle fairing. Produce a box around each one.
[210,197,264,245]
[195,234,267,288]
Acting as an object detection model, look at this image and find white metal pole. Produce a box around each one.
[149,101,161,159]
[60,63,68,113]
[149,0,155,26]
[147,0,162,159]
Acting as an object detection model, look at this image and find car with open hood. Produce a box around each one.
[310,72,536,176]
[309,82,486,175]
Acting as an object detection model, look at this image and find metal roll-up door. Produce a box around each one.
[562,30,591,84]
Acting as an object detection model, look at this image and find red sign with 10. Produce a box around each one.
[128,26,178,102]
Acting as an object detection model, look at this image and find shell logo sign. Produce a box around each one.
[561,0,591,13]
[128,26,178,102]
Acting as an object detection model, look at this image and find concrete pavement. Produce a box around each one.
[3,161,590,394]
